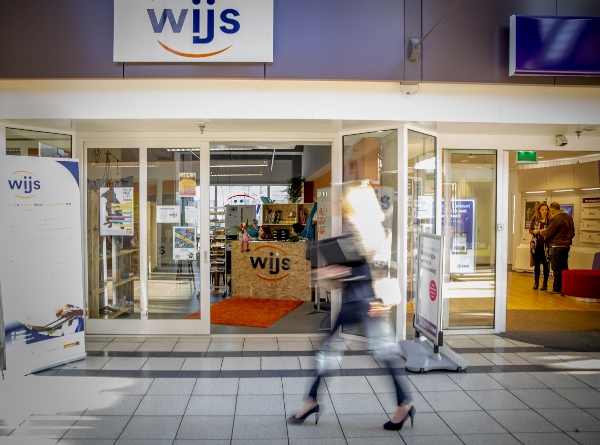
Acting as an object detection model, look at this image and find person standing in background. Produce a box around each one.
[248,219,259,238]
[529,203,550,290]
[534,202,575,295]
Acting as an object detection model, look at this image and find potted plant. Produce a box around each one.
[285,175,305,203]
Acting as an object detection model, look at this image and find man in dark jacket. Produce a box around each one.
[534,202,575,295]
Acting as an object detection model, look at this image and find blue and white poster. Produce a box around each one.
[442,199,476,273]
[1,157,86,374]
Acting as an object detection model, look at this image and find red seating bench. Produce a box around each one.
[562,270,600,302]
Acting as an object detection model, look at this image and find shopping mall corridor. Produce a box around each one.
[1,333,599,444]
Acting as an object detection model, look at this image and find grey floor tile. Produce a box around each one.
[513,432,580,445]
[261,356,301,370]
[207,342,243,352]
[447,373,505,391]
[210,337,244,343]
[438,411,507,435]
[238,377,283,395]
[422,391,482,412]
[135,395,190,415]
[84,394,143,415]
[528,371,591,389]
[284,393,334,418]
[63,416,131,439]
[193,378,239,395]
[85,342,111,351]
[136,342,176,352]
[443,339,486,349]
[282,377,327,395]
[66,357,111,370]
[299,355,341,371]
[536,408,600,432]
[324,376,374,394]
[516,352,566,367]
[278,342,315,352]
[475,338,521,348]
[119,415,182,440]
[554,388,600,408]
[377,392,434,414]
[566,431,600,445]
[102,378,154,395]
[112,337,146,343]
[176,336,212,343]
[147,378,196,395]
[101,357,148,371]
[459,353,495,366]
[10,419,72,439]
[59,440,117,445]
[140,357,185,371]
[466,389,530,410]
[233,441,287,445]
[116,440,173,445]
[330,393,386,415]
[231,415,288,440]
[568,372,600,388]
[459,433,523,445]
[291,439,346,445]
[338,355,381,369]
[407,374,462,392]
[220,357,260,371]
[175,415,234,440]
[510,388,577,409]
[181,357,222,371]
[489,372,549,389]
[367,374,416,394]
[337,413,406,438]
[487,409,560,433]
[343,340,371,351]
[172,342,210,352]
[243,341,278,352]
[395,412,452,437]
[235,394,285,416]
[102,342,142,352]
[286,414,344,439]
[402,435,464,445]
[185,395,236,416]
[485,353,532,365]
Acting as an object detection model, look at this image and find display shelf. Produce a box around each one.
[210,206,228,293]
[261,203,314,228]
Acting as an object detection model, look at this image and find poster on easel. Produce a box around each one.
[100,186,134,236]
[414,234,444,344]
[0,157,86,374]
[173,227,197,260]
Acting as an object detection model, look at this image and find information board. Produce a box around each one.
[414,234,444,345]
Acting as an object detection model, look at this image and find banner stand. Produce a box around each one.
[398,234,468,373]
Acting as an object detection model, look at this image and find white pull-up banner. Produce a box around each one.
[0,157,86,374]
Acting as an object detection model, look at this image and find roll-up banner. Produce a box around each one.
[414,234,444,346]
[1,157,86,374]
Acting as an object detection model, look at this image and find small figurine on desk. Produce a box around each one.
[240,222,250,252]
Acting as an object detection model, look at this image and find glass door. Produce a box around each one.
[442,150,497,330]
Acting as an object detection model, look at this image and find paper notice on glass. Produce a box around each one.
[185,205,198,224]
[157,205,180,223]
[179,173,196,197]
[173,226,197,260]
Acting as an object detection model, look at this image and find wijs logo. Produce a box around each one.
[114,0,273,63]
[249,245,292,281]
[8,170,41,198]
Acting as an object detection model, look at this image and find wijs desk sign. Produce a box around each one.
[114,0,273,62]
[510,15,600,77]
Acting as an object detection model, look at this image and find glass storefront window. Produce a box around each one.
[6,128,72,157]
[86,148,140,319]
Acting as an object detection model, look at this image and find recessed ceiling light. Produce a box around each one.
[460,160,469,163]
[526,191,546,194]
[467,155,476,158]
[582,187,600,191]
[553,189,574,192]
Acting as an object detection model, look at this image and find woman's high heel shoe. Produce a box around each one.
[383,405,416,431]
[287,404,321,425]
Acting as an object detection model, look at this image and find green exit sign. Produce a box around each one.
[516,151,537,163]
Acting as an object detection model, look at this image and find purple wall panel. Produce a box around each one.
[0,0,122,79]
[266,0,404,81]
[124,63,265,79]
[421,0,555,84]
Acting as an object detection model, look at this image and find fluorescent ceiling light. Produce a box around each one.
[210,160,268,168]
[210,147,252,151]
[414,157,436,169]
[526,190,546,194]
[91,162,160,168]
[553,189,574,192]
[210,171,263,177]
[167,148,200,152]
[582,187,600,190]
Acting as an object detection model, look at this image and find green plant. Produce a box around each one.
[285,175,305,203]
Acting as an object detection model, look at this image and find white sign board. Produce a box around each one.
[415,234,444,345]
[157,205,181,224]
[114,0,274,62]
[1,158,86,374]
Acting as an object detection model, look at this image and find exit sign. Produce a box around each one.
[517,151,537,163]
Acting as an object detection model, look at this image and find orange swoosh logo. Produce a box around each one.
[256,273,290,281]
[157,40,232,58]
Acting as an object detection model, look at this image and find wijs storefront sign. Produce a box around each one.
[0,158,86,374]
[114,0,273,62]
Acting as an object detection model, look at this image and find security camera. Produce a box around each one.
[556,135,568,147]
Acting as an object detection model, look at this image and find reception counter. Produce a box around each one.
[230,240,311,300]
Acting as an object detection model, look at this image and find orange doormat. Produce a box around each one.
[182,297,303,328]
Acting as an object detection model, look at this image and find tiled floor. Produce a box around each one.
[1,334,600,444]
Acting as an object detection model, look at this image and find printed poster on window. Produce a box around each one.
[1,157,86,374]
[173,226,197,260]
[157,205,180,224]
[179,172,196,197]
[442,199,476,273]
[100,187,134,236]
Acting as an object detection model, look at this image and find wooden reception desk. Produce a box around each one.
[230,240,311,300]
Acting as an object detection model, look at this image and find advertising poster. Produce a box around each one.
[0,157,86,374]
[442,199,476,273]
[415,234,443,344]
[100,186,134,236]
[179,172,196,197]
[157,205,180,224]
[173,227,197,260]
[561,204,574,217]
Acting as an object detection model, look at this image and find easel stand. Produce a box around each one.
[399,334,468,373]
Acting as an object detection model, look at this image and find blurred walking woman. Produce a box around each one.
[529,203,550,290]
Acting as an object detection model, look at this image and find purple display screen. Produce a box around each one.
[510,15,600,77]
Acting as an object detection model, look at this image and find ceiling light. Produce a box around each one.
[210,160,268,168]
[167,148,200,152]
[582,187,600,191]
[553,189,574,192]
[91,162,160,168]
[460,160,469,163]
[467,155,476,158]
[210,171,263,177]
[526,191,546,194]
[538,156,544,159]
[210,147,253,151]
